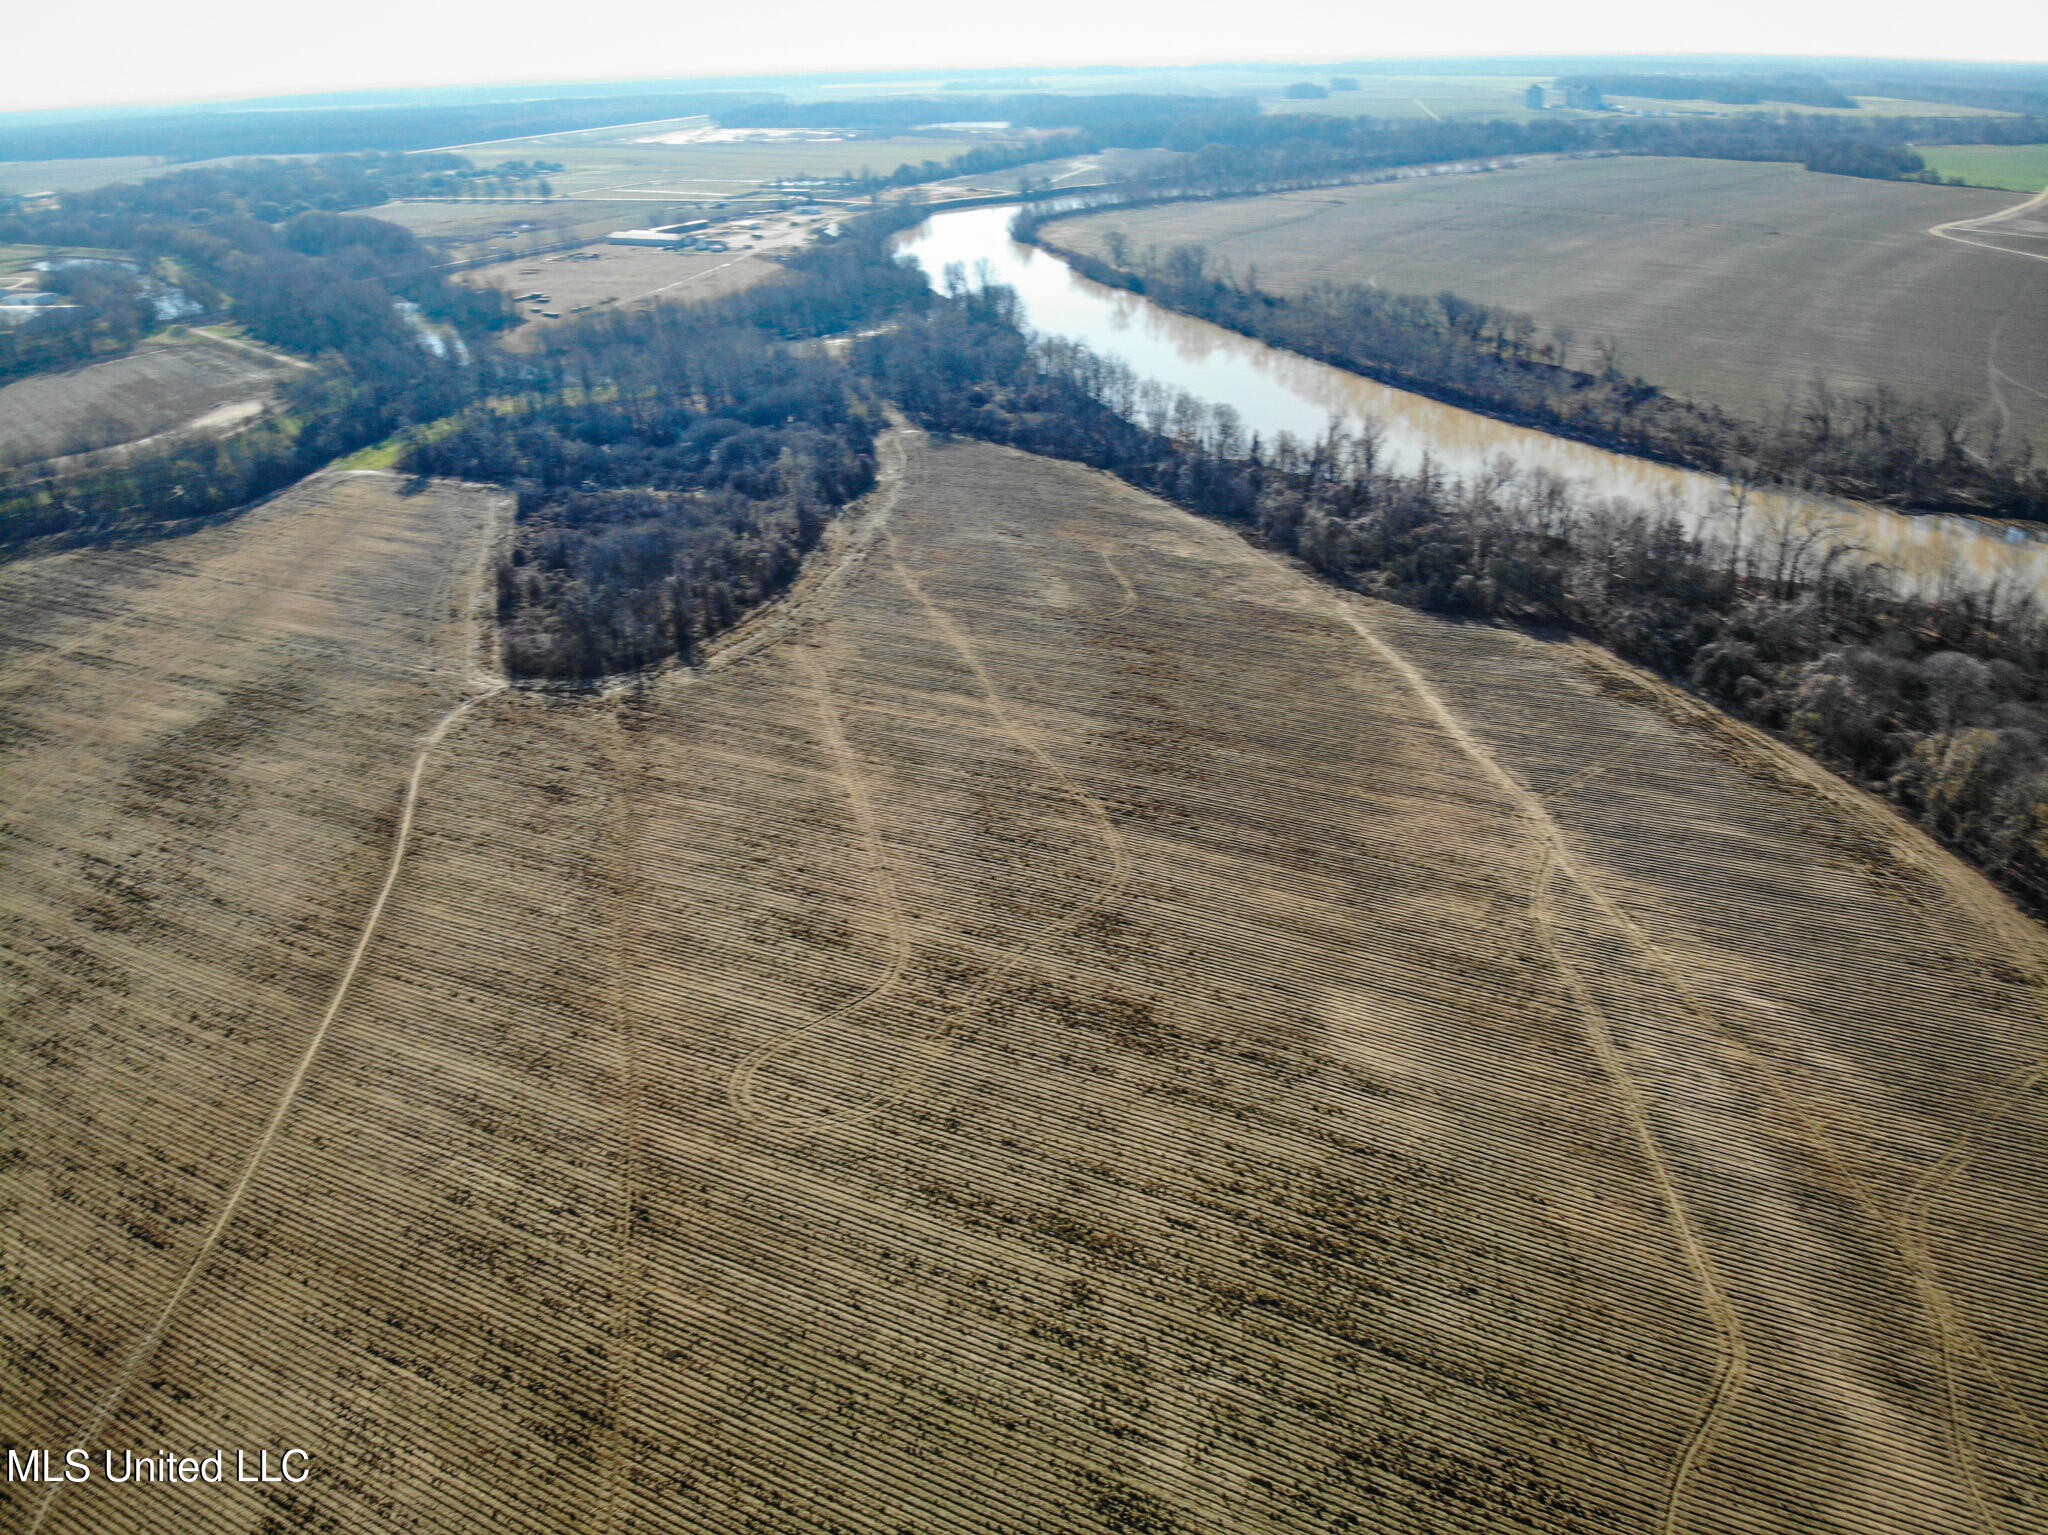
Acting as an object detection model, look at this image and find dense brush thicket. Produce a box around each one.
[860,291,2048,914]
[409,341,877,681]
[400,226,929,681]
[1010,228,2045,518]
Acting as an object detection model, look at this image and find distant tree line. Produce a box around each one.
[0,197,511,358]
[1004,226,2045,518]
[39,153,480,220]
[838,135,1092,195]
[1075,109,2045,190]
[1556,74,1857,109]
[0,155,502,386]
[856,287,2048,916]
[0,94,771,163]
[1853,75,2048,118]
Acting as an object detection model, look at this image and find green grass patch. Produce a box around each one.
[333,410,476,471]
[1914,144,2048,193]
[334,437,410,471]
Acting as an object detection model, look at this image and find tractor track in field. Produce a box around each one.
[13,431,2043,1533]
[1928,182,2048,265]
[1093,546,1139,617]
[1333,575,2044,1533]
[724,648,918,1127]
[24,679,502,1535]
[1219,536,1754,1533]
[722,456,1135,1132]
[1550,640,2048,1531]
[18,477,512,1535]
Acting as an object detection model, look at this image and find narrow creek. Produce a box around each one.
[895,204,2047,596]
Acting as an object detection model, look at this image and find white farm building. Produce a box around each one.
[607,220,712,248]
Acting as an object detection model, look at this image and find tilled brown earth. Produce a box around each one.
[0,472,505,1530]
[0,342,292,465]
[3,438,2043,1534]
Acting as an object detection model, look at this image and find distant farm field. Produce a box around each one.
[1596,93,2019,118]
[5,435,2043,1532]
[371,197,684,254]
[1048,157,2048,449]
[1918,142,2048,192]
[1260,75,1548,120]
[0,338,296,466]
[428,134,1024,201]
[456,242,786,337]
[0,155,164,194]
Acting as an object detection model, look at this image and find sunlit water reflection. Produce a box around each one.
[896,204,2047,598]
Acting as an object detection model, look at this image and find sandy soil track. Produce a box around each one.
[4,439,2044,1534]
[1929,181,2048,264]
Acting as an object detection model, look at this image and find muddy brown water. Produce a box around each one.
[896,204,2048,596]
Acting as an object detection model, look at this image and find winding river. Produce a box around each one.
[896,204,2047,596]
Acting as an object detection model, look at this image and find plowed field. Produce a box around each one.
[1047,157,2048,451]
[0,341,294,466]
[4,438,2044,1534]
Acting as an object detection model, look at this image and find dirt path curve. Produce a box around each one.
[1307,599,1748,1533]
[724,649,916,1123]
[721,515,1136,1133]
[1928,181,2048,264]
[676,419,917,685]
[1524,842,1747,1535]
[188,326,318,372]
[1204,528,1750,1530]
[24,678,502,1535]
[1093,546,1139,616]
[1559,640,2048,1531]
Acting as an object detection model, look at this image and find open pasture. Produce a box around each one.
[0,337,296,466]
[4,432,2043,1533]
[1049,156,2048,450]
[1919,143,2048,193]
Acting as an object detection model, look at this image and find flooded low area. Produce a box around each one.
[896,204,2048,596]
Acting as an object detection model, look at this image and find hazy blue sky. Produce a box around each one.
[8,0,2044,112]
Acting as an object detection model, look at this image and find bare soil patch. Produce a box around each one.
[457,243,787,338]
[371,197,676,256]
[4,439,2042,1532]
[0,338,295,466]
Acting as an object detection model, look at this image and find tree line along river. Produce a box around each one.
[895,203,2048,599]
